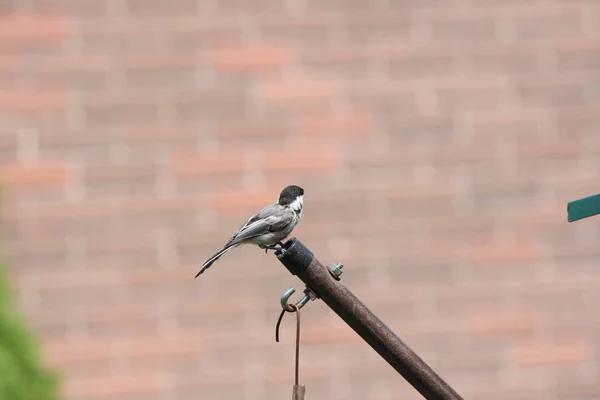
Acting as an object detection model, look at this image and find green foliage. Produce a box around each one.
[0,193,60,399]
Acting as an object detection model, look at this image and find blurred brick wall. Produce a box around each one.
[1,1,600,399]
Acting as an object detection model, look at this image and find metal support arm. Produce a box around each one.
[275,238,463,400]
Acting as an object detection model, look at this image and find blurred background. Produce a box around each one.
[1,0,600,399]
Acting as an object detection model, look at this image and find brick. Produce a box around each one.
[32,69,108,91]
[1,162,70,188]
[172,152,246,177]
[0,208,19,242]
[259,80,340,102]
[29,0,110,15]
[174,90,248,120]
[83,163,159,198]
[261,150,337,172]
[469,310,540,337]
[513,339,593,366]
[3,241,67,273]
[470,176,538,208]
[0,14,70,49]
[215,119,284,139]
[125,64,197,90]
[467,107,549,126]
[122,266,190,286]
[66,372,165,398]
[126,0,198,14]
[304,0,391,13]
[38,201,117,221]
[346,81,418,115]
[432,143,498,165]
[79,15,243,36]
[125,124,200,142]
[119,51,196,71]
[38,129,115,161]
[553,243,600,263]
[293,113,374,136]
[515,279,596,315]
[556,106,600,138]
[302,323,361,346]
[387,114,455,144]
[84,162,158,181]
[38,284,126,314]
[307,191,370,222]
[0,54,19,73]
[177,360,335,391]
[259,14,337,46]
[49,335,203,366]
[300,46,371,77]
[468,241,541,264]
[430,16,496,42]
[0,90,69,112]
[435,78,510,111]
[120,52,197,89]
[84,95,160,127]
[430,215,495,238]
[85,232,157,256]
[33,268,123,291]
[78,15,244,52]
[212,121,294,153]
[119,196,199,216]
[466,389,541,400]
[511,5,584,39]
[518,140,580,159]
[434,283,503,316]
[388,184,454,201]
[388,48,458,77]
[47,339,118,366]
[556,39,600,71]
[517,75,592,107]
[210,45,289,71]
[172,29,244,51]
[29,53,112,75]
[340,12,412,43]
[212,188,277,213]
[512,209,567,237]
[468,45,539,74]
[216,0,289,14]
[0,133,18,164]
[556,383,600,400]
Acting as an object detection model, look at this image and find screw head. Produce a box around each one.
[328,262,344,280]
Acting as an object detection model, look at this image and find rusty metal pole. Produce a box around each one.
[275,238,463,400]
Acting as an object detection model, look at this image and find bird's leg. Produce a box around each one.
[260,242,285,253]
[259,244,273,254]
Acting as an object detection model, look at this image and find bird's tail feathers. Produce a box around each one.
[195,245,236,278]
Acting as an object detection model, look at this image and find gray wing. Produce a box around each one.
[226,205,292,247]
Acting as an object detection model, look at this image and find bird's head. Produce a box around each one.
[278,185,304,211]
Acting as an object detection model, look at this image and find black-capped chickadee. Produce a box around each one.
[195,185,304,277]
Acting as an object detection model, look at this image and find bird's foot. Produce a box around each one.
[260,242,285,254]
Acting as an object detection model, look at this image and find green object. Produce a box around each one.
[567,193,600,222]
[0,186,60,400]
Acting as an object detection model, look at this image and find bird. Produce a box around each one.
[195,185,304,277]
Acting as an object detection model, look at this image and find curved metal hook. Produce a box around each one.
[281,286,310,312]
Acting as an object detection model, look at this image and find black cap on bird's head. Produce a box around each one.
[278,185,304,206]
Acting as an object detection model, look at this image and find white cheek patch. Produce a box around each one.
[290,195,303,212]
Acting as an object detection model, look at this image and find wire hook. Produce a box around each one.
[280,286,310,312]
